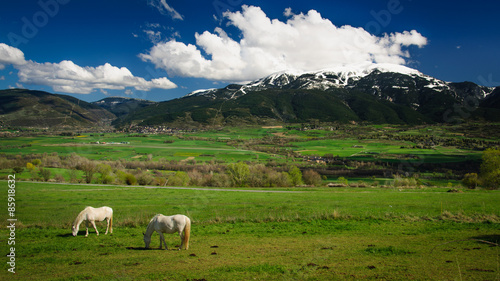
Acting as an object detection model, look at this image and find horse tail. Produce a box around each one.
[109,213,113,233]
[183,216,191,250]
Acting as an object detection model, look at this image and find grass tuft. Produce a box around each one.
[364,246,415,256]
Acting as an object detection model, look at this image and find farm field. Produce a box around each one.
[1,181,499,280]
[1,124,496,164]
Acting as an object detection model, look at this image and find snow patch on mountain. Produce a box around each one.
[185,63,445,99]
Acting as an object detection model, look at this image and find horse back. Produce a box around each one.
[89,206,113,221]
[155,214,186,233]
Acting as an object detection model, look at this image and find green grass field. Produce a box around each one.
[1,181,499,280]
[1,124,493,165]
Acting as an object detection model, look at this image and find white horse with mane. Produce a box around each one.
[72,206,113,237]
[143,214,191,250]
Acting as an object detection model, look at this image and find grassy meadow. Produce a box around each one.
[0,181,499,280]
[0,124,499,279]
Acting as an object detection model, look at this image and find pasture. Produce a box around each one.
[1,181,499,280]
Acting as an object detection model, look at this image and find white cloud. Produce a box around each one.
[0,44,177,94]
[144,30,163,44]
[0,76,4,80]
[148,0,183,20]
[0,43,27,69]
[140,5,427,82]
[17,60,177,94]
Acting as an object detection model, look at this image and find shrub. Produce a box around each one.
[77,159,97,184]
[303,170,322,186]
[210,173,231,187]
[265,171,292,187]
[480,148,500,189]
[136,172,154,186]
[167,171,190,186]
[38,168,51,182]
[26,162,35,171]
[392,175,418,188]
[247,164,267,187]
[462,173,480,189]
[124,173,137,185]
[188,169,205,186]
[226,162,250,187]
[101,174,116,185]
[12,167,24,174]
[67,169,80,183]
[337,176,348,186]
[288,166,303,186]
[54,173,65,183]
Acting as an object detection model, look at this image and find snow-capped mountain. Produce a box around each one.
[186,63,494,103]
[117,63,499,126]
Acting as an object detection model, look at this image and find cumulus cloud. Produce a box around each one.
[0,44,177,94]
[0,43,26,69]
[140,5,427,82]
[17,60,177,94]
[148,0,183,20]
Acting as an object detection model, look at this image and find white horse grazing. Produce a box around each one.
[143,214,191,250]
[72,206,113,237]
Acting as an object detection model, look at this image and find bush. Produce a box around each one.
[392,175,418,188]
[38,168,51,182]
[265,171,292,187]
[26,162,35,171]
[288,166,303,186]
[12,167,24,174]
[54,174,65,183]
[77,159,97,184]
[136,172,154,186]
[167,171,190,186]
[124,173,137,185]
[226,162,250,187]
[188,169,201,186]
[462,173,480,189]
[337,176,348,186]
[303,170,322,186]
[480,148,500,189]
[67,169,80,183]
[101,174,116,184]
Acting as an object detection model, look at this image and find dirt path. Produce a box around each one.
[23,181,304,193]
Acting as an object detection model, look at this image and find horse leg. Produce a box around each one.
[90,220,99,236]
[178,231,184,250]
[104,218,109,235]
[158,232,167,250]
[85,221,89,237]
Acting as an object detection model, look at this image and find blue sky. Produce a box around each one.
[0,0,499,102]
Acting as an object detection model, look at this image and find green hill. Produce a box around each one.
[0,89,116,128]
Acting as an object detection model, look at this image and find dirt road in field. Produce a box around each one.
[25,181,304,193]
[144,186,305,193]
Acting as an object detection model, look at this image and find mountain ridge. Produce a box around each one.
[0,63,498,128]
[119,63,498,127]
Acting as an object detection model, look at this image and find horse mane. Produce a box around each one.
[146,214,162,226]
[149,214,162,222]
[73,206,91,226]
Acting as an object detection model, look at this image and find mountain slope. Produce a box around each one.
[0,89,116,128]
[119,63,498,127]
[91,97,157,124]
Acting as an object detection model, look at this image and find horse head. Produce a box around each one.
[71,225,78,236]
[143,232,151,248]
